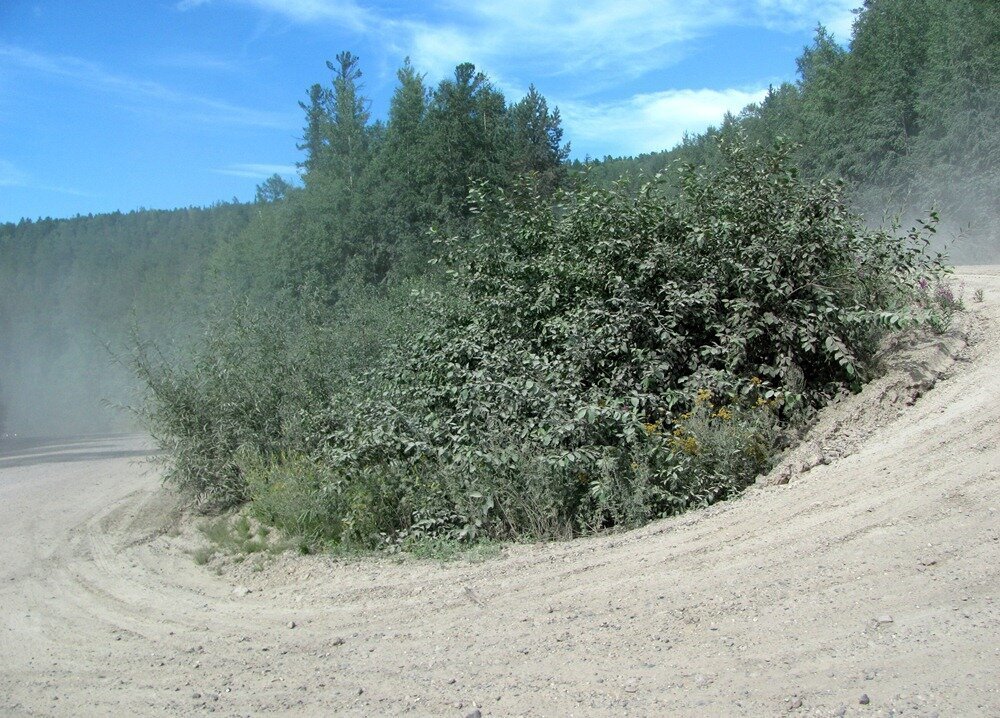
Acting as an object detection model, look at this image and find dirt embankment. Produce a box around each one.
[2,269,999,717]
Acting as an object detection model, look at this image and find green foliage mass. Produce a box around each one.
[131,282,423,507]
[139,138,945,549]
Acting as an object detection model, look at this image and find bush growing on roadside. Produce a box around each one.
[140,137,949,549]
[665,385,779,502]
[258,137,946,547]
[240,451,345,545]
[131,282,422,508]
[917,274,964,333]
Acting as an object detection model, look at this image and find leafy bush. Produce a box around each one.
[140,137,948,549]
[275,137,944,547]
[240,451,343,544]
[916,275,964,333]
[131,282,421,508]
[665,385,779,504]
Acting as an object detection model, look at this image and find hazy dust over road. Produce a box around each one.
[1,270,999,717]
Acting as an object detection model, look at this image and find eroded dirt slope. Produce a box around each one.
[2,269,999,717]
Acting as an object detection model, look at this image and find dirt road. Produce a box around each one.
[2,270,999,717]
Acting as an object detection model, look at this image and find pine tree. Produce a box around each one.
[297,83,331,178]
[286,52,376,297]
[506,85,570,195]
[361,58,433,276]
[424,63,508,221]
[325,51,371,192]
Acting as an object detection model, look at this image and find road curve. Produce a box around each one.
[2,270,999,717]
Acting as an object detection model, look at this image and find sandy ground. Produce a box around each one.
[2,269,999,718]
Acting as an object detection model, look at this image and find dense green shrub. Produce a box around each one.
[140,138,947,548]
[132,282,421,508]
[256,138,944,547]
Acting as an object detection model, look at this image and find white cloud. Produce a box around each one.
[177,1,859,89]
[561,86,768,158]
[392,22,479,81]
[212,163,301,179]
[176,0,736,88]
[0,44,297,130]
[387,1,734,88]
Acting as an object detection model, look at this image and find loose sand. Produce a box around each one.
[2,269,998,717]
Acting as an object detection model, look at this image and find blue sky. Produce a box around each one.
[0,0,858,222]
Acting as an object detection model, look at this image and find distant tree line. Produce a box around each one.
[0,204,252,434]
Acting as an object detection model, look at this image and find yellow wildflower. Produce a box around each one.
[715,407,733,421]
[677,436,699,455]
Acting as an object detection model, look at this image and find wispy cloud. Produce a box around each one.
[386,1,734,85]
[177,0,371,31]
[0,159,30,187]
[174,0,733,86]
[751,0,858,39]
[175,1,858,90]
[561,86,769,158]
[212,163,301,179]
[156,51,242,73]
[0,158,93,197]
[0,44,297,130]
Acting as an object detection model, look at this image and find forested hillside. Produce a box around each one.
[580,0,999,263]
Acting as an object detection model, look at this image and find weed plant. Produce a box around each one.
[191,513,291,565]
